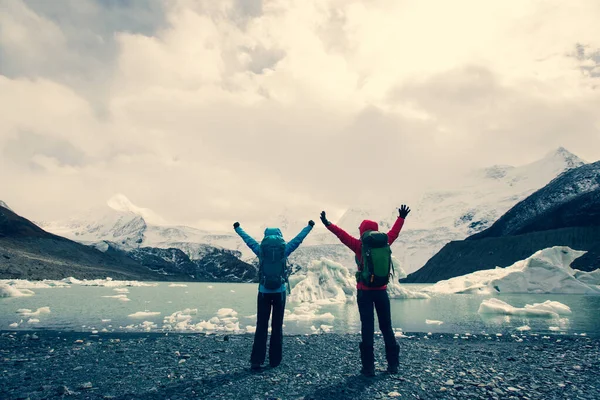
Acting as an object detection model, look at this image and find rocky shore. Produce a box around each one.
[1,331,599,399]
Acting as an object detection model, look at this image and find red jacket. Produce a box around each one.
[327,217,405,290]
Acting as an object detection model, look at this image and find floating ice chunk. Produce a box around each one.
[425,247,600,295]
[216,308,238,318]
[549,326,561,331]
[18,307,51,317]
[9,322,20,328]
[182,308,198,315]
[140,321,157,331]
[245,325,256,334]
[245,314,257,319]
[478,298,570,318]
[28,318,40,324]
[169,284,188,287]
[230,290,236,293]
[426,319,444,325]
[101,319,111,323]
[102,294,128,300]
[525,300,571,315]
[285,304,335,322]
[0,284,35,297]
[207,285,214,289]
[113,288,129,293]
[517,325,531,332]
[128,311,161,318]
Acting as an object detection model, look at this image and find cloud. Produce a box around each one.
[1,0,600,229]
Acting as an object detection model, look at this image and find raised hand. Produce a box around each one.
[308,220,315,227]
[233,222,240,229]
[320,211,331,227]
[398,205,411,219]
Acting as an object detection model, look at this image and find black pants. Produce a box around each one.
[357,289,397,349]
[250,292,286,366]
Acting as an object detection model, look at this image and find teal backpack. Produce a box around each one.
[356,231,394,287]
[259,235,287,290]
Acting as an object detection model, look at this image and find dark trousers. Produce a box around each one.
[250,292,286,366]
[357,289,397,349]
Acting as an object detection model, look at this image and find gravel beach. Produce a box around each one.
[1,330,599,400]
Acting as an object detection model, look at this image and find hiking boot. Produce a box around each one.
[359,342,375,377]
[386,343,400,374]
[250,363,261,371]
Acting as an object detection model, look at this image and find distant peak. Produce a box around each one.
[545,147,586,168]
[107,194,136,213]
[106,194,166,225]
[0,200,11,211]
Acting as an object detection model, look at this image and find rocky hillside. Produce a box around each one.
[0,204,256,282]
[402,161,600,283]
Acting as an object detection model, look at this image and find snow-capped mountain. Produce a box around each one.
[332,147,586,273]
[38,147,586,277]
[38,194,252,259]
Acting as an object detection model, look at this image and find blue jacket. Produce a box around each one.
[235,225,313,293]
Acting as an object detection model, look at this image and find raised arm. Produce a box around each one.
[285,221,314,257]
[387,205,410,245]
[233,222,260,257]
[320,211,361,253]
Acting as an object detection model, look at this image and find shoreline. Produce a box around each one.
[2,330,599,399]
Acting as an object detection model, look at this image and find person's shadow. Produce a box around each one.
[306,373,385,400]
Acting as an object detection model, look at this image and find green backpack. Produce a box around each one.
[356,231,394,287]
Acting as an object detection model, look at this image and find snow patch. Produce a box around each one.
[478,298,571,318]
[425,247,600,295]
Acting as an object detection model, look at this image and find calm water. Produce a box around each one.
[2,283,599,336]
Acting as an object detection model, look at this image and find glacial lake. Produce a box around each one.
[2,282,600,336]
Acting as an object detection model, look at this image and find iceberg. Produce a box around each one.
[289,257,427,303]
[424,247,600,295]
[478,298,571,318]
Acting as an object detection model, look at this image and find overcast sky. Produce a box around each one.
[1,0,600,230]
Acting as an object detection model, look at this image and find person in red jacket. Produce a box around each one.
[320,205,410,376]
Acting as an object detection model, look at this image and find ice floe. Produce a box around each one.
[425,319,444,325]
[128,311,161,318]
[478,298,571,318]
[102,294,131,302]
[285,303,335,322]
[17,307,51,317]
[169,284,188,287]
[0,284,35,297]
[424,247,600,295]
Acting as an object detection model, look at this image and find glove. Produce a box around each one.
[233,222,240,229]
[398,205,411,219]
[320,211,331,227]
[308,220,315,227]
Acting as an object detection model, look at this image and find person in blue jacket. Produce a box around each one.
[234,220,314,370]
